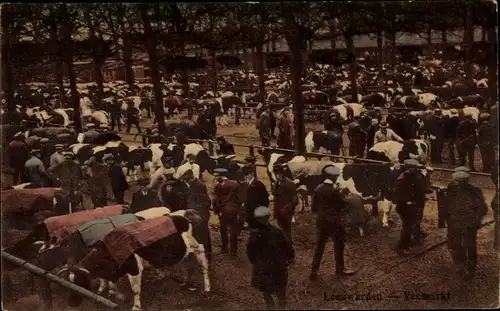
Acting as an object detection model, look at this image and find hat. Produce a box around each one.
[55,144,64,148]
[86,123,95,129]
[374,107,382,111]
[99,124,109,129]
[62,151,73,157]
[102,153,114,161]
[254,206,270,218]
[40,138,50,143]
[348,122,360,129]
[452,171,470,181]
[379,121,388,128]
[213,168,228,177]
[241,165,254,175]
[30,149,40,154]
[453,166,470,173]
[323,165,341,177]
[244,155,256,164]
[403,158,421,168]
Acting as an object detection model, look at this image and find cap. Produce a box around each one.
[374,107,382,111]
[102,153,114,161]
[213,168,228,177]
[452,171,470,181]
[62,151,73,157]
[30,149,40,154]
[241,165,254,175]
[86,123,95,128]
[379,121,388,128]
[453,166,471,173]
[254,206,270,218]
[40,138,50,143]
[323,165,341,177]
[55,144,64,148]
[403,158,421,168]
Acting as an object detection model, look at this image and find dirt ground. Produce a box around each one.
[2,120,499,310]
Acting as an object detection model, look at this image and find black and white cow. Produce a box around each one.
[305,130,344,155]
[367,139,430,164]
[446,94,486,109]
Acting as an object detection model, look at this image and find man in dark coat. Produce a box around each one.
[241,166,270,229]
[107,99,122,132]
[393,159,428,256]
[456,115,478,171]
[216,136,235,155]
[126,104,142,136]
[366,119,379,151]
[82,124,99,144]
[104,153,128,204]
[257,105,272,147]
[212,168,242,256]
[443,111,460,165]
[443,169,488,280]
[477,113,495,173]
[272,164,298,259]
[246,206,294,309]
[347,121,367,158]
[8,133,30,185]
[178,166,212,260]
[428,109,445,164]
[83,156,108,208]
[310,166,355,280]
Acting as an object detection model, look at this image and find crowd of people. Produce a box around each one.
[7,125,494,307]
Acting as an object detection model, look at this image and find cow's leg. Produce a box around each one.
[97,279,107,294]
[127,256,145,311]
[193,244,211,292]
[379,199,393,227]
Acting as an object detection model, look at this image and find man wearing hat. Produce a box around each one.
[324,110,343,134]
[443,167,488,280]
[8,132,30,185]
[428,109,445,164]
[126,102,142,137]
[310,166,355,280]
[213,168,242,256]
[216,136,235,156]
[24,149,50,187]
[347,121,367,158]
[107,98,122,132]
[257,104,272,147]
[49,144,65,171]
[83,156,108,207]
[246,206,294,309]
[148,152,176,192]
[393,158,428,255]
[456,114,478,171]
[104,153,129,204]
[241,165,270,230]
[272,163,298,258]
[477,113,495,173]
[82,123,99,144]
[443,109,461,165]
[374,121,404,145]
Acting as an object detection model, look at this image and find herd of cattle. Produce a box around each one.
[1,57,497,310]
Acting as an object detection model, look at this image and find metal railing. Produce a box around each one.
[1,251,118,309]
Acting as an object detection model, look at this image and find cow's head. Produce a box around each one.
[58,265,92,307]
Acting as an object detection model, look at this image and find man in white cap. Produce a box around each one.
[246,206,294,309]
[310,166,355,280]
[374,121,404,145]
[443,167,487,280]
[49,144,65,171]
[82,123,99,143]
[24,149,50,187]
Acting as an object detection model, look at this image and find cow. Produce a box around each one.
[331,103,365,122]
[305,130,344,156]
[446,94,486,109]
[360,92,388,107]
[58,210,210,311]
[367,139,430,164]
[51,108,74,127]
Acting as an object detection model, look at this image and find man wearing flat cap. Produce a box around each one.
[246,206,294,309]
[104,153,129,204]
[443,167,487,280]
[149,152,176,192]
[213,168,242,256]
[241,165,270,230]
[49,144,65,171]
[272,163,298,259]
[310,165,355,280]
[24,149,50,187]
[393,158,428,256]
[82,123,99,144]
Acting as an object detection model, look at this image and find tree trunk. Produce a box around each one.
[376,30,384,76]
[487,25,497,108]
[256,46,266,102]
[386,31,396,66]
[464,0,474,85]
[123,38,135,89]
[287,38,305,155]
[93,59,105,100]
[55,61,65,100]
[61,4,81,132]
[345,35,358,103]
[140,4,165,134]
[209,49,217,94]
[1,6,15,112]
[243,48,251,88]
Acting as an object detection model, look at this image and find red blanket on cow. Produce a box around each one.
[1,188,63,216]
[102,216,177,266]
[44,205,125,243]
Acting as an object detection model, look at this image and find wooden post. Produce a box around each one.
[235,106,241,125]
